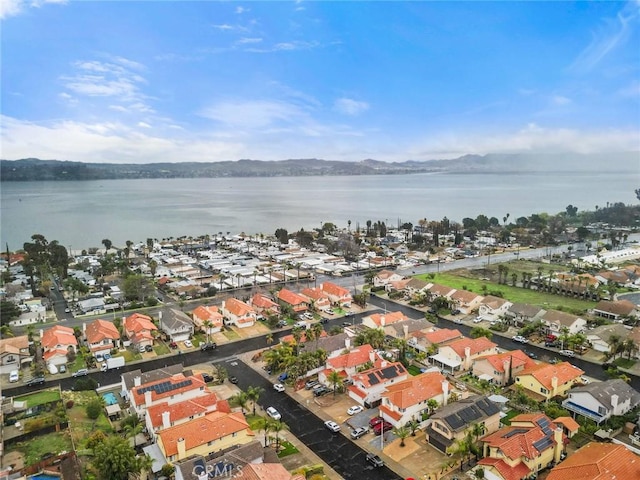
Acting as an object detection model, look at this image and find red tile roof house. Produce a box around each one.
[249,293,281,318]
[431,337,499,373]
[546,442,640,480]
[514,361,584,401]
[319,281,353,307]
[373,269,404,288]
[380,371,449,426]
[276,288,309,313]
[362,311,408,330]
[479,413,567,480]
[84,319,120,358]
[348,357,409,409]
[478,295,513,321]
[220,298,257,329]
[300,287,331,311]
[144,391,229,440]
[124,312,158,349]
[448,289,484,315]
[191,305,224,335]
[472,349,538,386]
[129,373,208,417]
[318,344,377,386]
[41,325,78,367]
[0,335,32,374]
[234,463,305,480]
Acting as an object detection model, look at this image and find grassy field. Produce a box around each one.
[419,271,596,313]
[12,431,73,466]
[63,391,114,448]
[15,389,61,408]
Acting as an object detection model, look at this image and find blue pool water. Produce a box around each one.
[102,392,118,406]
[29,474,61,480]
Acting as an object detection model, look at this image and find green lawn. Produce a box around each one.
[120,350,142,362]
[154,343,170,355]
[500,410,520,426]
[223,329,241,341]
[407,365,422,376]
[13,431,73,466]
[277,439,299,458]
[15,389,61,408]
[419,272,596,313]
[613,357,636,369]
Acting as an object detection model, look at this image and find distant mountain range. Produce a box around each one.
[1,153,636,181]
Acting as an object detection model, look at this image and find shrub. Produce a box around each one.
[74,378,98,391]
[85,399,103,420]
[66,400,75,409]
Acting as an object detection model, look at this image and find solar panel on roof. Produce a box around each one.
[368,373,380,385]
[504,429,528,438]
[533,436,554,451]
[447,415,465,430]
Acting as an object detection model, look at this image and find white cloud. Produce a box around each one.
[245,40,320,53]
[235,6,248,14]
[334,98,369,116]
[199,99,308,129]
[237,37,262,44]
[551,95,571,106]
[1,0,66,19]
[137,122,151,129]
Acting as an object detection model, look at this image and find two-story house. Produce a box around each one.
[318,344,377,386]
[362,311,409,330]
[373,270,404,288]
[191,305,224,335]
[408,328,464,354]
[348,358,408,408]
[478,295,513,321]
[124,313,158,349]
[42,325,78,367]
[592,299,638,322]
[157,410,254,462]
[159,309,194,343]
[220,298,257,329]
[300,287,331,312]
[380,371,449,426]
[84,319,120,358]
[586,323,632,354]
[472,350,537,386]
[319,281,352,307]
[504,303,546,327]
[0,335,32,374]
[430,337,498,373]
[562,378,640,424]
[541,310,587,336]
[547,442,640,480]
[249,293,281,318]
[478,413,567,480]
[426,395,502,454]
[129,373,208,417]
[449,290,484,315]
[514,361,584,401]
[277,288,309,313]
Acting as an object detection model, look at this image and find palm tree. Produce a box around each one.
[203,320,213,344]
[246,385,264,416]
[123,421,144,448]
[623,338,637,360]
[392,425,410,447]
[405,419,420,436]
[310,322,323,351]
[327,370,344,397]
[266,333,274,346]
[232,391,250,414]
[268,419,288,451]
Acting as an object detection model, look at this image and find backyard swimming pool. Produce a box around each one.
[102,392,118,406]
[29,474,61,480]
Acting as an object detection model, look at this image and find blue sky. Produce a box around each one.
[1,1,639,163]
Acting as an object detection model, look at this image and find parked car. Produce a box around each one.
[313,386,330,397]
[369,416,384,428]
[305,380,319,390]
[342,321,352,327]
[373,421,393,435]
[183,339,193,348]
[473,317,483,323]
[278,372,288,382]
[200,342,217,351]
[9,370,19,383]
[325,308,335,315]
[169,341,178,349]
[366,453,385,467]
[350,426,369,439]
[512,335,528,344]
[559,350,575,358]
[525,351,538,359]
[145,345,153,352]
[266,406,281,420]
[303,312,314,320]
[273,383,285,392]
[451,309,461,315]
[138,344,146,353]
[324,420,341,432]
[347,405,363,416]
[345,311,354,317]
[26,376,45,387]
[72,368,89,377]
[229,376,238,384]
[276,320,288,328]
[202,373,214,383]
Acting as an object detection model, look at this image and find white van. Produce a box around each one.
[9,370,19,383]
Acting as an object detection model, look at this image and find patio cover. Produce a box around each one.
[143,443,166,473]
[105,404,121,416]
[429,353,461,368]
[478,374,494,382]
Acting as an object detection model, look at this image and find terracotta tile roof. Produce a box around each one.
[478,457,531,480]
[553,416,580,433]
[379,404,403,421]
[423,328,463,345]
[366,311,408,327]
[481,424,548,460]
[223,298,255,317]
[42,325,77,350]
[376,270,397,280]
[389,278,412,290]
[158,411,252,457]
[320,281,350,297]
[476,350,536,373]
[234,463,301,480]
[277,288,308,306]
[192,305,224,326]
[132,373,206,407]
[0,335,29,354]
[43,348,69,361]
[327,344,375,369]
[147,391,220,429]
[85,319,120,344]
[353,360,407,388]
[546,442,640,480]
[517,361,584,390]
[250,293,279,309]
[445,337,497,357]
[300,287,330,301]
[383,372,447,410]
[281,330,328,344]
[124,313,157,334]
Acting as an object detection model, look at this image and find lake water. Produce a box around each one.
[1,171,637,250]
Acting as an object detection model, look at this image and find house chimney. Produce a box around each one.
[345,337,351,349]
[551,376,558,392]
[82,322,86,334]
[144,390,152,406]
[403,324,409,340]
[158,311,163,321]
[442,380,449,406]
[177,437,186,460]
[369,350,376,363]
[380,315,386,326]
[162,411,171,429]
[134,376,142,387]
[611,394,619,414]
[553,426,564,463]
[381,360,388,368]
[464,346,471,360]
